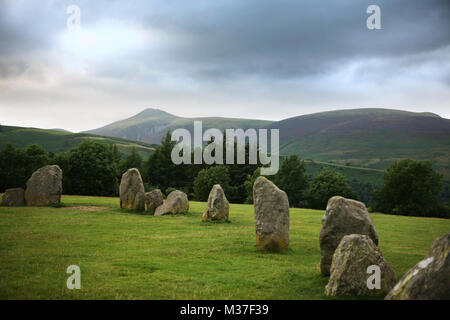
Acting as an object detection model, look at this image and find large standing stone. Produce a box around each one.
[325,234,397,297]
[202,184,230,222]
[25,165,62,206]
[1,188,25,206]
[154,190,189,216]
[119,168,145,210]
[145,189,164,213]
[385,232,450,300]
[253,176,289,252]
[319,196,378,275]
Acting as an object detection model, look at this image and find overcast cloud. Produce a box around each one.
[0,0,449,131]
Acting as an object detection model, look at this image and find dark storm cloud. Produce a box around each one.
[0,1,63,55]
[133,0,450,79]
[0,0,448,80]
[0,0,449,131]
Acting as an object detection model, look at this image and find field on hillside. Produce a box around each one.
[0,195,449,300]
[304,160,384,184]
[0,125,156,158]
[271,109,450,179]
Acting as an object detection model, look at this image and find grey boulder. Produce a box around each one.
[320,196,378,275]
[253,176,289,252]
[145,189,164,213]
[1,188,25,206]
[385,232,450,300]
[202,184,229,222]
[325,234,397,297]
[154,190,189,216]
[25,165,62,206]
[119,168,145,210]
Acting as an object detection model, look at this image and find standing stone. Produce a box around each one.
[253,176,289,252]
[202,184,229,222]
[325,234,397,297]
[385,232,450,300]
[1,188,25,206]
[319,196,378,275]
[25,165,62,206]
[119,168,145,210]
[154,190,189,216]
[145,189,164,213]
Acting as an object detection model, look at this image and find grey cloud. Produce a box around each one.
[0,0,65,55]
[1,0,448,80]
[137,0,449,79]
[0,0,449,131]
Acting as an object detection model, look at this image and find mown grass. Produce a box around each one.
[0,195,448,300]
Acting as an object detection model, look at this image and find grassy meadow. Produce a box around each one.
[0,194,449,300]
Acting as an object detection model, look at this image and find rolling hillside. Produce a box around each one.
[86,108,273,144]
[268,108,450,178]
[2,108,449,204]
[87,107,450,178]
[0,125,156,158]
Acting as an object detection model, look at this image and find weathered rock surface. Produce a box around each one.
[202,184,229,222]
[119,168,145,210]
[1,188,25,206]
[154,190,189,216]
[25,165,62,206]
[325,234,397,297]
[385,232,450,300]
[320,196,378,275]
[145,189,164,213]
[253,176,289,252]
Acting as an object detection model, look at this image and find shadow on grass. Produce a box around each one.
[200,220,232,226]
[117,208,194,217]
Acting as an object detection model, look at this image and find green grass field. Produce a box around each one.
[0,195,448,300]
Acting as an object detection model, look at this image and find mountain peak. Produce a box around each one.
[133,108,176,118]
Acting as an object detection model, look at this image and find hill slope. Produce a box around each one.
[86,108,274,144]
[266,108,450,177]
[87,107,450,178]
[0,125,156,158]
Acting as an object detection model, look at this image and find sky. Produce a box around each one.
[0,0,449,132]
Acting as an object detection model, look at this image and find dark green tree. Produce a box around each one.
[143,131,188,192]
[111,144,121,163]
[0,144,26,191]
[205,131,260,203]
[119,147,143,174]
[224,142,260,203]
[59,140,118,196]
[243,167,261,204]
[193,165,231,201]
[372,159,443,217]
[348,179,375,207]
[24,144,48,180]
[51,152,69,171]
[273,155,308,207]
[0,144,50,191]
[307,168,357,209]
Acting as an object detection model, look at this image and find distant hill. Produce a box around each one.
[87,107,450,178]
[85,108,273,144]
[2,107,449,205]
[0,125,156,158]
[267,108,450,178]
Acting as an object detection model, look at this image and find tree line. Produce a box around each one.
[0,132,448,218]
